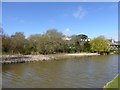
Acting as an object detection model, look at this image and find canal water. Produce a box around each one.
[2,54,118,88]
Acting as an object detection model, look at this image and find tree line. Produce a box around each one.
[1,28,111,55]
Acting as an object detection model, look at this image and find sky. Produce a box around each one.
[2,2,118,40]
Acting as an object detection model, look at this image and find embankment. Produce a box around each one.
[1,53,100,64]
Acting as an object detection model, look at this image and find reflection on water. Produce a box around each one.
[2,54,118,88]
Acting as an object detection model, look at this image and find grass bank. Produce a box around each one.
[104,73,119,89]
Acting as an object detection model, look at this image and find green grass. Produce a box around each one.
[104,73,119,90]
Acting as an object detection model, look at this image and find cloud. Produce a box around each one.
[63,28,71,36]
[73,7,86,19]
[110,4,117,8]
[65,28,70,32]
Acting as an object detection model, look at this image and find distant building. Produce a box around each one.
[62,36,71,41]
[108,39,115,43]
[108,39,120,50]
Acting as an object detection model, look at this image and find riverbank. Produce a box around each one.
[1,53,100,64]
[65,53,99,56]
[104,73,119,89]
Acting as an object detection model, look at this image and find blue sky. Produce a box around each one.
[2,2,118,40]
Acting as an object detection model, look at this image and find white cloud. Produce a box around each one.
[110,4,117,8]
[73,7,86,19]
[63,28,71,36]
[65,28,70,32]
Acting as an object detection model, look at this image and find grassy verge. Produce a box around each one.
[47,53,99,60]
[104,73,119,89]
